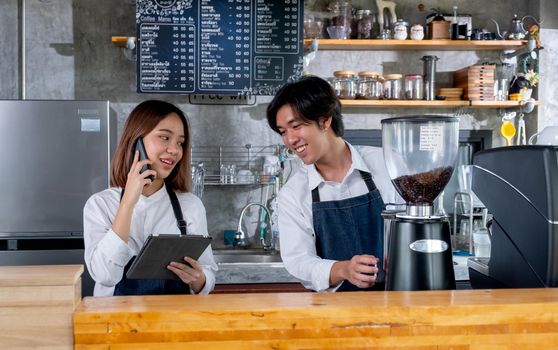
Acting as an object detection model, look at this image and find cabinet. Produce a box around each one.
[305,39,538,109]
[0,265,83,349]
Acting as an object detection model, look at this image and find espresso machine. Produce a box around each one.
[469,146,558,289]
[382,116,459,291]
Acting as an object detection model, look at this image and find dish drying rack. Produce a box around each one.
[191,144,282,185]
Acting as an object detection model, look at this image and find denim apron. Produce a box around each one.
[114,184,191,296]
[312,170,385,292]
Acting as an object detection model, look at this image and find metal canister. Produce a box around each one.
[383,74,403,99]
[332,70,357,99]
[421,55,439,100]
[357,71,383,99]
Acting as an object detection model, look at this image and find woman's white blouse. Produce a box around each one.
[83,184,217,296]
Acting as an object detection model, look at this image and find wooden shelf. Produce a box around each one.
[470,100,540,108]
[112,36,134,48]
[304,39,528,51]
[115,37,528,51]
[341,99,539,108]
[341,100,468,108]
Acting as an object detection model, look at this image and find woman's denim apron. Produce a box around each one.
[114,185,191,296]
[312,170,384,291]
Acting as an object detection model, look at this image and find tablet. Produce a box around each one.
[126,234,212,280]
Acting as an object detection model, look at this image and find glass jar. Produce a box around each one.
[333,70,356,99]
[328,0,352,39]
[350,9,360,39]
[379,28,391,40]
[393,19,409,40]
[304,13,324,39]
[356,9,373,39]
[404,74,424,100]
[410,24,424,40]
[383,74,403,99]
[357,71,383,99]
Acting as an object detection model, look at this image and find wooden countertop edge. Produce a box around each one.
[74,288,558,322]
[0,264,84,287]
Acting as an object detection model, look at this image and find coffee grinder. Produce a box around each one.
[381,116,459,291]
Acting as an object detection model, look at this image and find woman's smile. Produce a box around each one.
[159,157,176,169]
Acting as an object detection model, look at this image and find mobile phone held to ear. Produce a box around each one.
[134,137,154,181]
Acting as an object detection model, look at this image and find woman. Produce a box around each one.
[84,100,217,296]
[267,76,398,292]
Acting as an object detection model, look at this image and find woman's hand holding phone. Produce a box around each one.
[112,150,156,243]
[121,150,156,207]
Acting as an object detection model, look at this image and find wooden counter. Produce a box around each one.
[74,288,558,349]
[0,264,83,349]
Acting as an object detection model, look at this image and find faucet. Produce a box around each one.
[235,203,273,250]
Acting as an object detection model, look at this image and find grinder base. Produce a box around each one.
[385,218,456,291]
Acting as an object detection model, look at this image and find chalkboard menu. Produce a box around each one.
[136,0,304,96]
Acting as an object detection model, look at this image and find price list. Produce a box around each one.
[136,0,303,95]
[198,0,251,91]
[255,0,299,53]
[139,24,196,93]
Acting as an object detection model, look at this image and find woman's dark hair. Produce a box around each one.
[110,100,192,192]
[266,75,344,137]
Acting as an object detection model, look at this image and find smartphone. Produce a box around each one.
[134,137,154,181]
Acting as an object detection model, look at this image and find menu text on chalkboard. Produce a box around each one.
[136,0,304,96]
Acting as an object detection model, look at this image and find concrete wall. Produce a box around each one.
[538,0,558,129]
[1,0,556,243]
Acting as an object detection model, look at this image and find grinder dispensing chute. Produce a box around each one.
[382,116,459,291]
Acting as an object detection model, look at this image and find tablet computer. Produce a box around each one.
[126,234,212,280]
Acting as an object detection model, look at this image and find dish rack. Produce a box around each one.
[191,144,282,185]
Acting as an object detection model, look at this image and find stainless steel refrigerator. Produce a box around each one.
[0,100,114,296]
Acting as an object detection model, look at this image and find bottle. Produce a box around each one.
[193,161,205,198]
[267,180,281,252]
[450,6,458,40]
[270,198,280,251]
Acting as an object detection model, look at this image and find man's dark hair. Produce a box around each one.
[266,75,344,137]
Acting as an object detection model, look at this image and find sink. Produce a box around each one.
[213,249,282,264]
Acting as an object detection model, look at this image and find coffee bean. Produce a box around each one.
[392,166,453,205]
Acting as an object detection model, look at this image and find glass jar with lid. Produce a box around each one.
[356,9,373,39]
[393,19,409,40]
[404,74,424,100]
[357,71,383,99]
[383,74,403,99]
[332,70,357,99]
